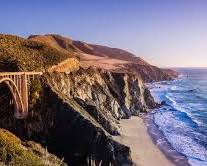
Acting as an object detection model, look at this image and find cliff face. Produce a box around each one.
[43,68,153,134]
[33,68,155,165]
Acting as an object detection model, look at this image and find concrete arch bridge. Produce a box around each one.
[0,72,42,119]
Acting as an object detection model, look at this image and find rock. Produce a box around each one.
[38,68,157,165]
[41,83,133,165]
[161,101,167,106]
[144,88,158,109]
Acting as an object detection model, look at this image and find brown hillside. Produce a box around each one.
[73,41,150,65]
[29,34,178,82]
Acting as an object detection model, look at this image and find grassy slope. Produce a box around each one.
[0,128,65,166]
[0,34,74,72]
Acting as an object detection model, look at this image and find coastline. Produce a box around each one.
[113,116,174,166]
[143,112,191,166]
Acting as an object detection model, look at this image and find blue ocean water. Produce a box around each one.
[148,68,207,166]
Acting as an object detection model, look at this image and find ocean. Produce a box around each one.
[147,68,207,166]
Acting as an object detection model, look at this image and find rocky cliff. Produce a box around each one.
[0,67,156,165]
[38,68,156,165]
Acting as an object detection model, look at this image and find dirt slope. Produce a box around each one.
[29,34,178,82]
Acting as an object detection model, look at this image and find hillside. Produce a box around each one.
[29,34,178,82]
[73,41,150,65]
[0,34,75,72]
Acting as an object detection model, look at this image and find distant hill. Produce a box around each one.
[29,34,178,82]
[73,41,150,65]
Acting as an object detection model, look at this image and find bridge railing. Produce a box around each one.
[0,72,43,76]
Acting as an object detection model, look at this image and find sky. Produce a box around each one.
[0,0,207,67]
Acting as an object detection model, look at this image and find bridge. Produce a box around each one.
[0,72,42,119]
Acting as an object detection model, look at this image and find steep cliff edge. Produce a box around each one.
[37,68,156,165]
[43,68,154,134]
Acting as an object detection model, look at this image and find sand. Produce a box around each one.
[113,116,174,166]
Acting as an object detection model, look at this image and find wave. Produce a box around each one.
[148,71,207,166]
[153,110,207,165]
[164,94,204,126]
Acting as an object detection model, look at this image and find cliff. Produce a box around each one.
[38,68,156,165]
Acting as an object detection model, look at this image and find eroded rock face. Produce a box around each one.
[38,68,156,165]
[44,68,152,134]
[41,86,132,165]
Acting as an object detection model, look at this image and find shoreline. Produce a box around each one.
[113,116,174,166]
[143,112,191,166]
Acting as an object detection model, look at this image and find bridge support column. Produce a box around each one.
[21,73,28,116]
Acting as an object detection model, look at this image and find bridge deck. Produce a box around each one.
[0,72,43,76]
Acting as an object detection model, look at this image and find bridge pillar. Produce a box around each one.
[21,73,28,115]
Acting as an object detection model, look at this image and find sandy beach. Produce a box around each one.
[113,116,174,166]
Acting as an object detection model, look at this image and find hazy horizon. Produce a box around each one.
[1,0,207,67]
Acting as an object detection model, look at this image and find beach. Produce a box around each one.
[113,116,174,166]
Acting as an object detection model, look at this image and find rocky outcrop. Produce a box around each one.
[33,68,155,165]
[40,84,132,165]
[48,58,80,72]
[43,68,152,134]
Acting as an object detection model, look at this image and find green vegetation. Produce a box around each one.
[29,79,42,111]
[0,34,70,72]
[0,129,65,166]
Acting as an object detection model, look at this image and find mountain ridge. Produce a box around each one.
[29,34,178,82]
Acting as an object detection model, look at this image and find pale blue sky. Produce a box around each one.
[1,0,207,67]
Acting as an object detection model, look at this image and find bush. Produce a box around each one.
[0,129,66,166]
[29,79,42,111]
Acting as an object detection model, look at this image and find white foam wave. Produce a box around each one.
[167,134,207,161]
[189,158,207,166]
[153,111,207,163]
[165,94,203,126]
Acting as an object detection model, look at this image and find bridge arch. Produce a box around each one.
[0,77,25,118]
